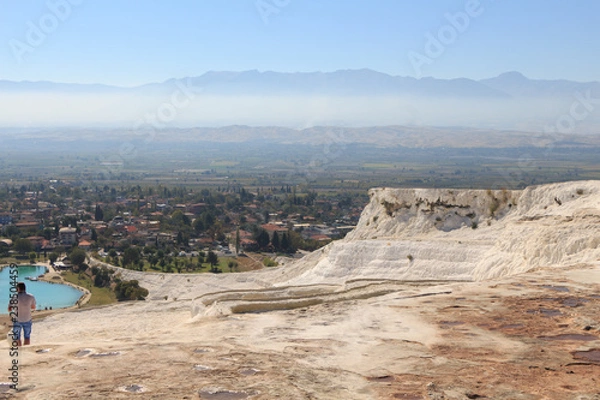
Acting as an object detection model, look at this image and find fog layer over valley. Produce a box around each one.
[0,92,591,131]
[1,70,599,131]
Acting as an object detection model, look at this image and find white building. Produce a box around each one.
[59,227,77,246]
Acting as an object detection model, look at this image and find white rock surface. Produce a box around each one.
[93,181,600,301]
[276,180,600,285]
[3,181,600,399]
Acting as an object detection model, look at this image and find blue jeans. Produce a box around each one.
[12,320,32,340]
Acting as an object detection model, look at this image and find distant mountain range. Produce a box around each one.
[2,69,599,99]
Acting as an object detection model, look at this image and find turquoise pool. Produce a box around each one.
[1,265,84,313]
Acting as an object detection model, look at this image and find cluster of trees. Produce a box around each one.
[101,245,224,274]
[13,238,34,256]
[73,260,148,301]
[115,280,148,301]
[91,266,112,288]
[254,229,296,253]
[252,228,326,253]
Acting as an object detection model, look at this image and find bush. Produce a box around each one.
[227,260,238,272]
[93,267,111,288]
[115,279,149,301]
[48,251,58,264]
[263,257,278,267]
[70,247,87,267]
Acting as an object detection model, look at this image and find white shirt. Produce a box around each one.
[16,292,36,322]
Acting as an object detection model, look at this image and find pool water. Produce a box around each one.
[1,265,83,313]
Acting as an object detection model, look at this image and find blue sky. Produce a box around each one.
[0,0,599,86]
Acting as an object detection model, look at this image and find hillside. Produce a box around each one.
[2,181,600,399]
[275,181,600,286]
[99,181,600,313]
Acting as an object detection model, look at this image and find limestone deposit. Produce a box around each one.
[1,181,599,399]
[276,180,600,286]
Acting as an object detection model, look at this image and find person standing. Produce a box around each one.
[8,282,37,346]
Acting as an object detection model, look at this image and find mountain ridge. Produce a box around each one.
[2,69,598,98]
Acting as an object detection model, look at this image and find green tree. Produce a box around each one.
[271,231,280,251]
[281,233,291,253]
[54,246,66,257]
[255,229,270,250]
[287,230,301,253]
[235,227,240,254]
[206,250,219,272]
[14,238,33,255]
[5,225,20,238]
[148,254,157,268]
[202,212,215,230]
[171,210,191,227]
[78,263,89,273]
[42,227,53,240]
[193,218,204,234]
[95,205,104,221]
[122,247,141,268]
[93,267,111,287]
[227,260,238,272]
[143,246,155,255]
[70,247,87,267]
[28,252,37,264]
[115,280,149,301]
[305,190,317,206]
[48,252,59,264]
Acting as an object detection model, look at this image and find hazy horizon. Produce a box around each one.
[1,1,598,132]
[0,90,597,133]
